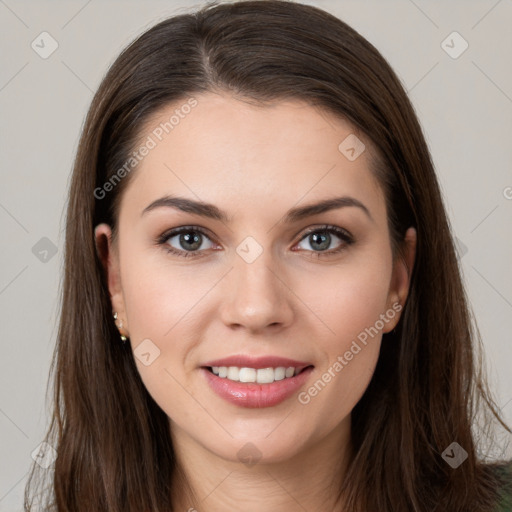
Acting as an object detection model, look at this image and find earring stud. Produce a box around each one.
[112,311,128,343]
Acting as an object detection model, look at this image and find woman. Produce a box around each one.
[24,1,511,510]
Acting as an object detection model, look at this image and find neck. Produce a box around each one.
[169,417,351,512]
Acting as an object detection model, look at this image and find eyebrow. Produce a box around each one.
[141,195,374,224]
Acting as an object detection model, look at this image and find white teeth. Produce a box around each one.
[227,366,240,381]
[274,367,285,381]
[257,368,274,384]
[239,368,256,382]
[210,366,299,383]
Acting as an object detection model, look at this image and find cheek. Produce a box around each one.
[118,251,211,392]
[119,254,199,416]
[122,268,166,337]
[120,247,202,337]
[293,252,391,408]
[296,253,392,346]
[311,276,386,382]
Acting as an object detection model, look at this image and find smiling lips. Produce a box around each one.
[201,355,314,408]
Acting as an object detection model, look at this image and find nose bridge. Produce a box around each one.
[219,238,293,331]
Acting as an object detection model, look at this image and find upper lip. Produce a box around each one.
[201,355,313,373]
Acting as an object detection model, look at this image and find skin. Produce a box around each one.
[95,91,416,512]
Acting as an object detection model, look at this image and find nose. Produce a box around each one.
[218,248,295,334]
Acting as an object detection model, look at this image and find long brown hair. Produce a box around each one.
[24,1,511,510]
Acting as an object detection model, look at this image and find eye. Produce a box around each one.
[294,225,354,257]
[157,227,217,258]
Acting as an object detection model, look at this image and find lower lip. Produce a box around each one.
[201,366,314,408]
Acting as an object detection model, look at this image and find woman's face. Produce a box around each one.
[95,92,415,465]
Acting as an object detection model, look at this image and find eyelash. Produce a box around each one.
[156,224,355,259]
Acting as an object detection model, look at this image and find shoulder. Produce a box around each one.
[493,460,512,512]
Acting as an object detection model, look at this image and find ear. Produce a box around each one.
[94,223,129,336]
[382,226,417,333]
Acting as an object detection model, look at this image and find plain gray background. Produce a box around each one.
[1,0,511,510]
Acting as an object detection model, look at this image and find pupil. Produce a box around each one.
[311,232,330,251]
[180,232,201,251]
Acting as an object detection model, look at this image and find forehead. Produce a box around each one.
[120,92,385,224]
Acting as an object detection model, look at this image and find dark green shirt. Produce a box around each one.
[495,461,512,511]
